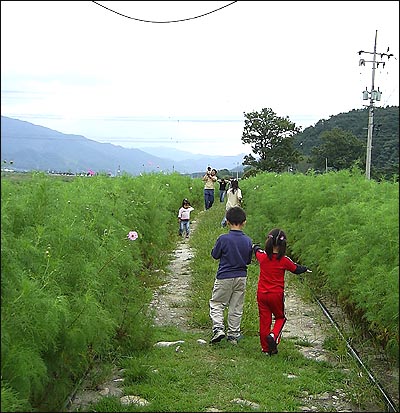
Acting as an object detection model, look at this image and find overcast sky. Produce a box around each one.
[1,1,399,156]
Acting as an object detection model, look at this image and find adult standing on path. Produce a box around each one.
[221,179,242,227]
[202,167,218,210]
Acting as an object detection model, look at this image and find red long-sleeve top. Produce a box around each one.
[254,248,307,293]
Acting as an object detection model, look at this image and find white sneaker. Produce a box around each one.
[210,330,225,344]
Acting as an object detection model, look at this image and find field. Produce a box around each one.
[1,170,398,411]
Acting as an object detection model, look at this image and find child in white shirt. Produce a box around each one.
[178,199,194,238]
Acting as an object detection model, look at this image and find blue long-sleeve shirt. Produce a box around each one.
[211,229,253,279]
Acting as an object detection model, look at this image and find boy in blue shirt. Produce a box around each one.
[209,206,253,344]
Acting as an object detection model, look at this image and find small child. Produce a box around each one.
[177,199,194,238]
[209,206,253,345]
[253,228,312,355]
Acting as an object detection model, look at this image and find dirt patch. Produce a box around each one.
[149,225,198,332]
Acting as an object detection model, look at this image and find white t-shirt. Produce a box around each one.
[178,206,194,220]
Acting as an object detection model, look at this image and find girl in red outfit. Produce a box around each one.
[253,228,311,355]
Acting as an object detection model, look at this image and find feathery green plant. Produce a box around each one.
[1,170,398,411]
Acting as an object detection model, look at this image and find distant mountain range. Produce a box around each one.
[0,116,246,176]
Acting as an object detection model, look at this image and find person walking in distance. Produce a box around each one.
[202,167,218,210]
[253,228,312,355]
[221,179,242,227]
[177,199,194,238]
[218,178,229,202]
[209,206,253,345]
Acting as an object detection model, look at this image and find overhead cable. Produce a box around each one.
[92,1,238,23]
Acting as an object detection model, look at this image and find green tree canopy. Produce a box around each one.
[310,128,365,171]
[216,168,232,179]
[293,106,399,180]
[241,108,302,173]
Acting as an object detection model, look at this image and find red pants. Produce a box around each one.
[257,291,287,352]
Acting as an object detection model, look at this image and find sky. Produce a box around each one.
[1,1,399,156]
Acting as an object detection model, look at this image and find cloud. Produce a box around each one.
[1,1,398,156]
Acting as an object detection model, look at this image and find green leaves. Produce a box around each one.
[310,128,365,171]
[241,170,399,362]
[1,172,205,410]
[242,108,302,173]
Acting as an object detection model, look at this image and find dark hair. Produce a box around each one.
[182,198,190,207]
[265,228,287,260]
[226,206,246,226]
[230,179,239,194]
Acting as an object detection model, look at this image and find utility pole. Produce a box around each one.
[358,30,394,180]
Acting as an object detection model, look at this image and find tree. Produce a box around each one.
[310,128,365,171]
[217,168,231,179]
[292,106,399,181]
[241,108,302,173]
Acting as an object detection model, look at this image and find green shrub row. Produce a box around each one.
[240,168,399,360]
[1,172,204,411]
[2,169,398,411]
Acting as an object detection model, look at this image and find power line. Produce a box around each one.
[91,1,238,23]
[0,135,239,144]
[1,114,244,123]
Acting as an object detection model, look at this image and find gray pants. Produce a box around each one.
[209,277,247,338]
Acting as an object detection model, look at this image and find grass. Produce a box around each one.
[71,201,386,412]
[83,326,383,412]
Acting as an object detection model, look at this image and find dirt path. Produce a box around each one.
[68,214,398,412]
[147,216,360,411]
[149,216,332,360]
[149,219,198,333]
[147,214,399,412]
